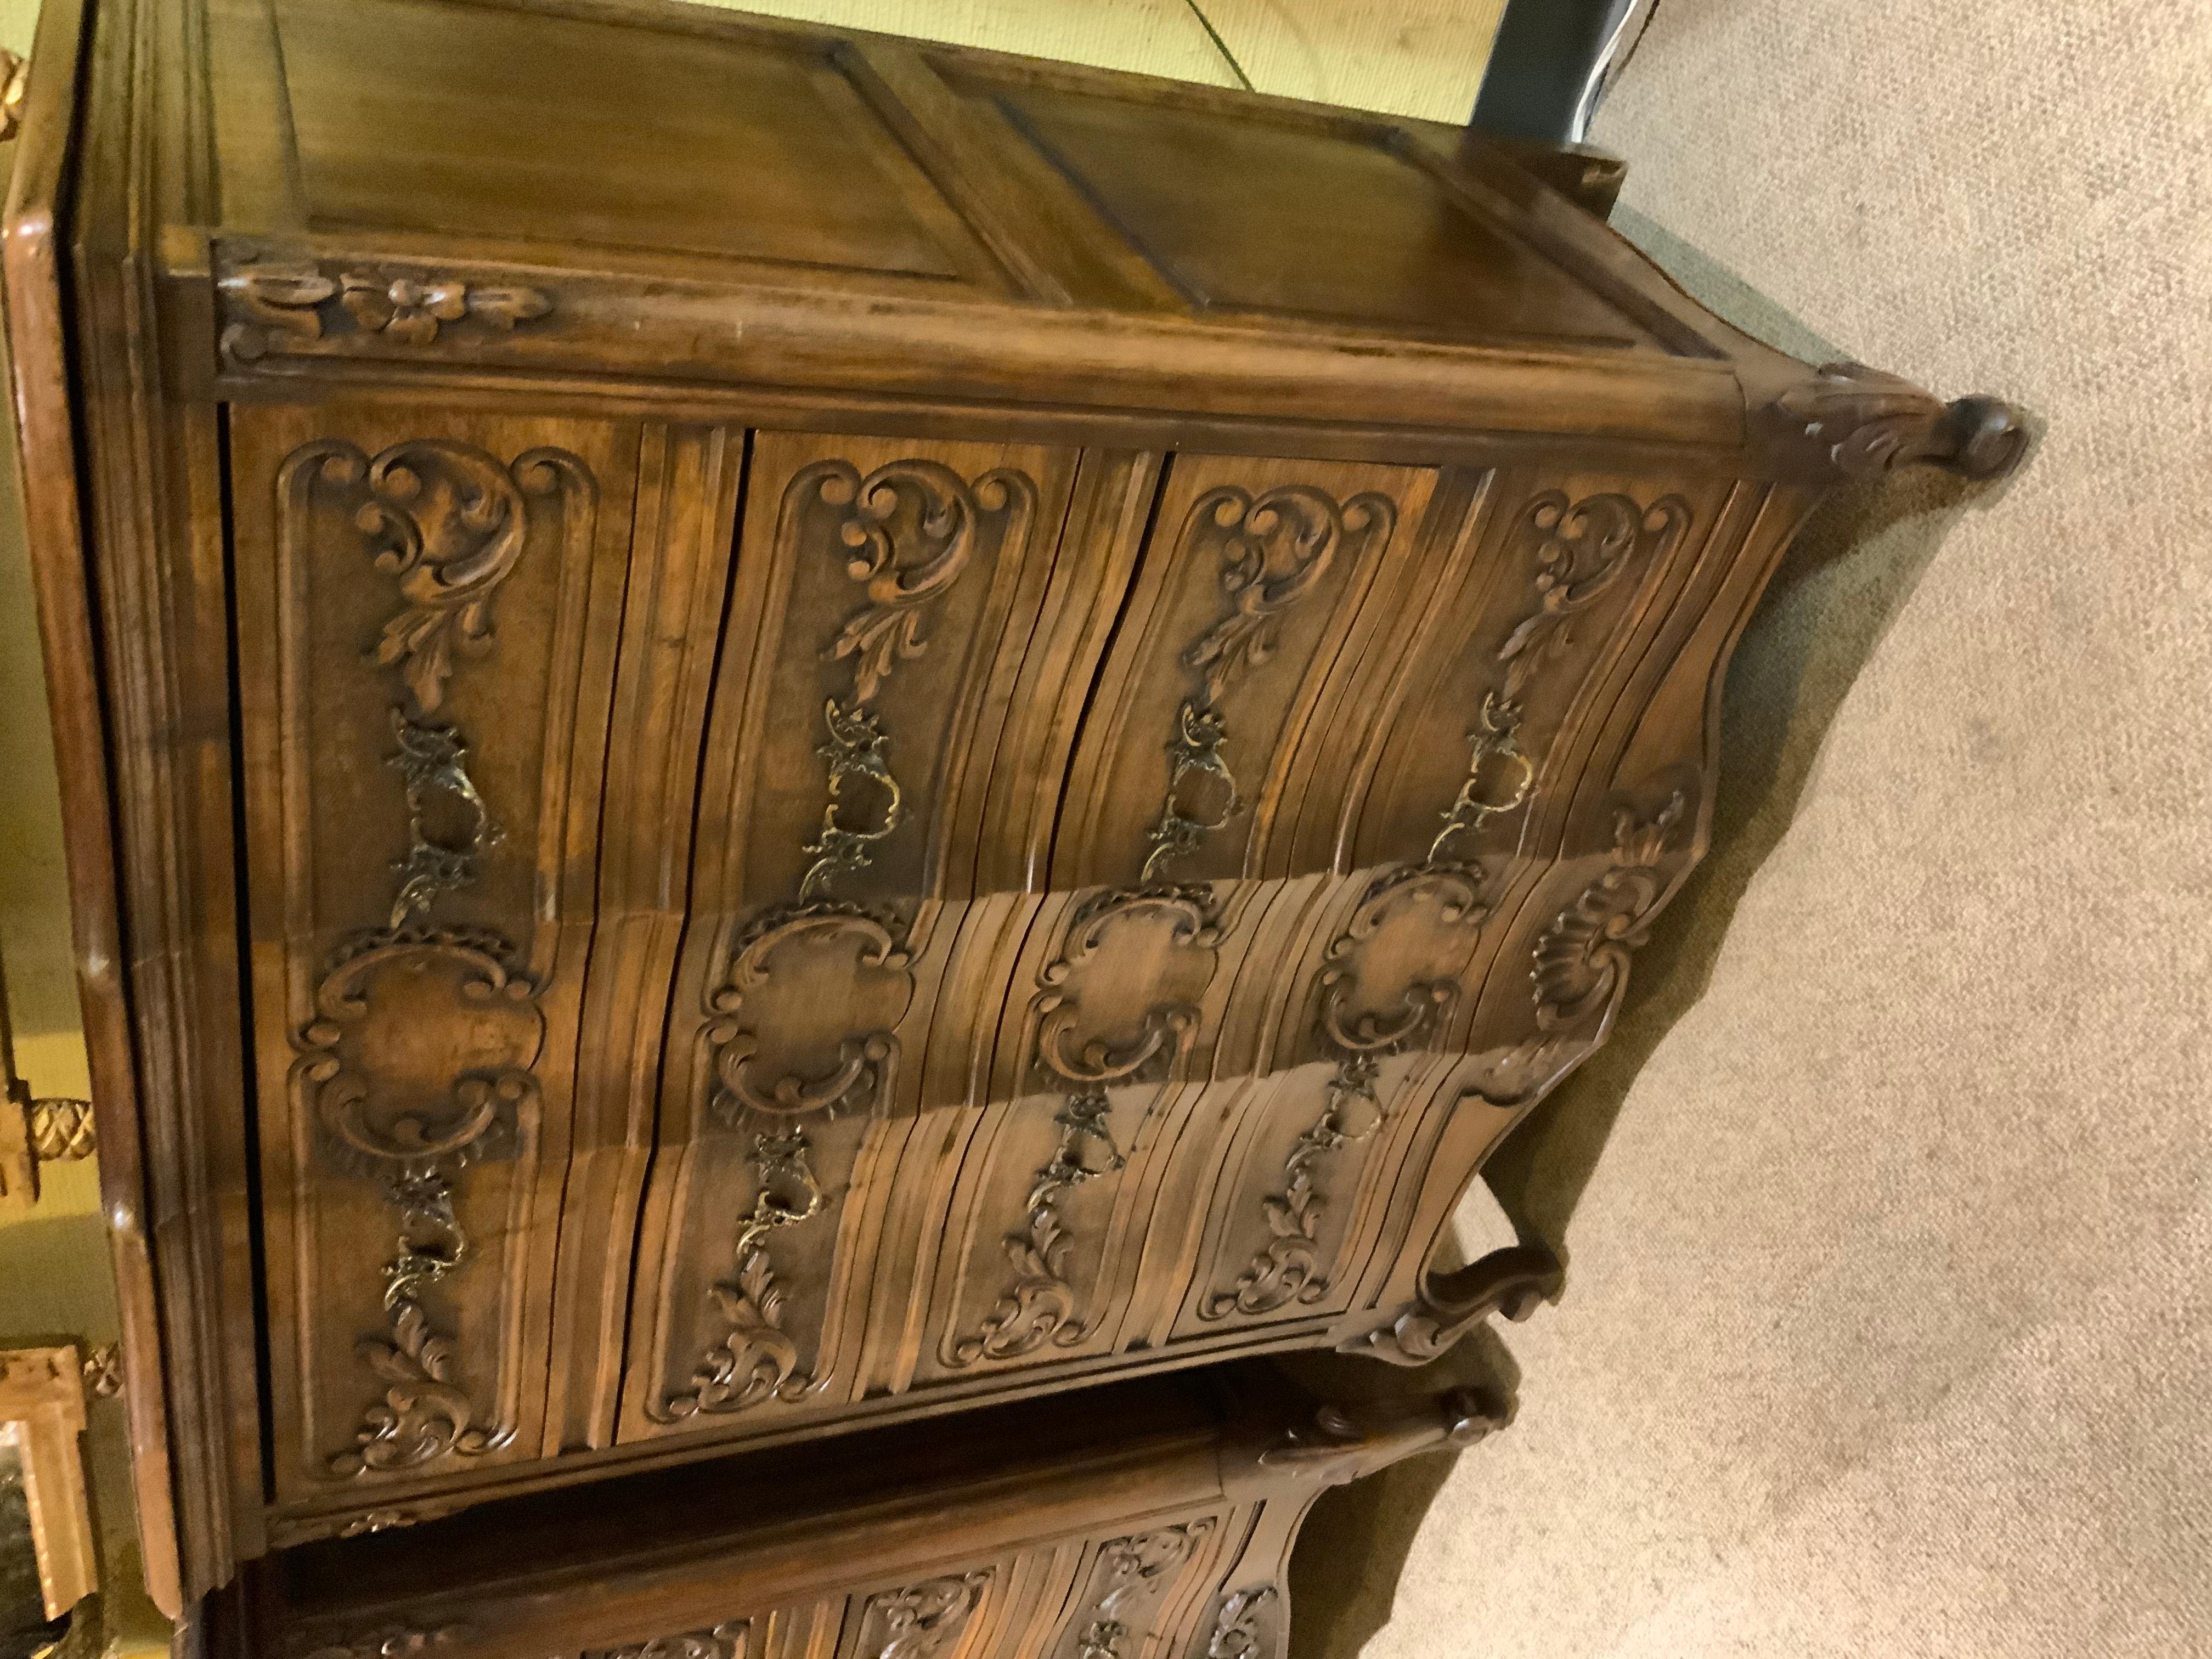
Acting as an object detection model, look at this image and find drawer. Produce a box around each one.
[230,405,642,1508]
[225,404,1738,1531]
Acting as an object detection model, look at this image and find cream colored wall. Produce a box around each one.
[685,0,1503,121]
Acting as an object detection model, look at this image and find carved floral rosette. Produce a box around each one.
[219,247,554,366]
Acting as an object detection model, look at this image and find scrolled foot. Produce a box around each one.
[1338,1243,1565,1368]
[1768,362,2027,482]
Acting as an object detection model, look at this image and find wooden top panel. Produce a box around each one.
[269,0,995,282]
[984,79,1665,351]
[163,1,1773,471]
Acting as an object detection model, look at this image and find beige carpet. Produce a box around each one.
[1294,3,2212,1657]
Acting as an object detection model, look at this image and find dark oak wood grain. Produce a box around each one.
[0,0,2024,1643]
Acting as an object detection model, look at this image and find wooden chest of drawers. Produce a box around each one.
[2,0,2020,1633]
[219,1366,1504,1659]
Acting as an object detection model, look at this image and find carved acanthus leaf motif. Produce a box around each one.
[1500,491,1688,701]
[1079,1521,1216,1659]
[1533,792,1686,1033]
[1203,1055,1379,1319]
[368,442,585,714]
[865,1571,993,1659]
[281,437,584,716]
[1206,1588,1277,1659]
[1144,484,1394,879]
[328,1167,513,1477]
[1770,360,2025,480]
[952,1092,1125,1364]
[808,461,1034,702]
[1180,486,1391,707]
[585,1625,749,1659]
[658,1131,826,1419]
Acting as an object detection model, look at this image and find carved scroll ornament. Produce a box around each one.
[1215,487,1685,1342]
[656,1131,826,1420]
[952,885,1220,1365]
[1769,360,2026,480]
[864,1572,993,1659]
[1205,853,1486,1321]
[1075,1522,1216,1659]
[674,456,1031,1417]
[1344,789,1683,1365]
[585,1627,749,1659]
[1144,484,1395,880]
[1205,1588,1277,1659]
[279,435,590,1479]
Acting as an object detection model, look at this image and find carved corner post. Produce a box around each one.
[1759,360,2027,483]
[1205,1385,1513,1659]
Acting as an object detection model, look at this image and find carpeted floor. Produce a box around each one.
[1293,3,2212,1656]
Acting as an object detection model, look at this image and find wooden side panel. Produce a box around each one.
[618,430,1092,1448]
[230,405,637,1513]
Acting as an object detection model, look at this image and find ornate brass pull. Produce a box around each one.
[387,712,504,928]
[657,1131,827,1419]
[1430,692,1533,864]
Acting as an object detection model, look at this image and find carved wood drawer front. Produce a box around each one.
[616,432,1111,1446]
[1056,455,1439,890]
[1041,1510,1239,1659]
[228,405,640,1508]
